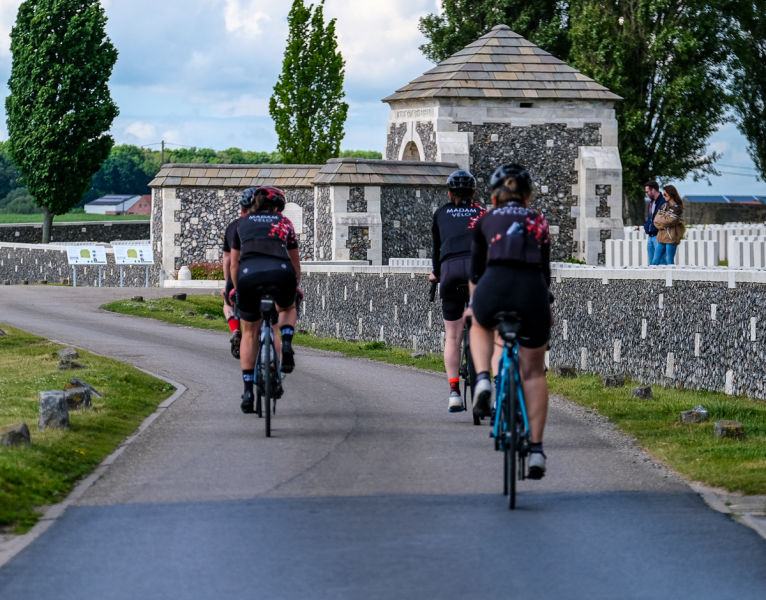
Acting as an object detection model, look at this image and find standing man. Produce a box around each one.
[430,170,485,412]
[643,180,666,264]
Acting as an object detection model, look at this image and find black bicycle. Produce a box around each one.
[254,288,283,438]
[491,311,531,509]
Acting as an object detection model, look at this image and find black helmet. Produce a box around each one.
[255,186,286,212]
[447,169,476,191]
[239,187,258,208]
[490,163,531,191]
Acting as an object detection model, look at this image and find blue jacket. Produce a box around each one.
[644,195,666,236]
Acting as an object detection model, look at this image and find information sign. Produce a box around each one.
[112,241,154,265]
[66,245,107,265]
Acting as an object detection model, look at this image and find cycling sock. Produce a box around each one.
[449,377,460,393]
[228,316,240,333]
[476,371,490,383]
[242,369,254,394]
[530,443,544,454]
[280,326,295,344]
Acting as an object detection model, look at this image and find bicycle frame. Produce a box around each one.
[254,296,282,436]
[492,339,530,446]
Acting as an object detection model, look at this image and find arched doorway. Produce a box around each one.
[402,141,421,161]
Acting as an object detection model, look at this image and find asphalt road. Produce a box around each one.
[1,286,765,599]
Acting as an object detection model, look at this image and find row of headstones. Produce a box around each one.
[0,347,101,447]
[551,367,747,440]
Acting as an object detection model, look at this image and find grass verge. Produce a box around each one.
[0,213,150,224]
[101,294,766,496]
[0,325,175,534]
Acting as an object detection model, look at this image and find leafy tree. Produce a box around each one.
[340,150,383,159]
[5,0,119,242]
[0,142,22,201]
[0,187,38,214]
[730,3,766,180]
[90,145,154,197]
[269,0,348,164]
[418,0,570,63]
[569,1,732,221]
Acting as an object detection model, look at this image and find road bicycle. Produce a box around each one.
[429,281,476,416]
[491,311,531,509]
[254,287,284,438]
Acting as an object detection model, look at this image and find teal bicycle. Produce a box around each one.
[491,311,531,509]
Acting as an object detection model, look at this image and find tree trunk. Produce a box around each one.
[42,206,53,243]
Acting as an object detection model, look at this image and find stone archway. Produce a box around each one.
[402,141,421,161]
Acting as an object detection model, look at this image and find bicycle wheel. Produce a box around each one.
[261,333,272,437]
[505,372,518,509]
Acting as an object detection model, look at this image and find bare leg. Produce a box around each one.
[443,317,464,379]
[518,344,549,443]
[469,320,495,374]
[276,304,297,359]
[239,319,260,371]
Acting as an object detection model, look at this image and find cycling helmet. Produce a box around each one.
[255,186,286,212]
[239,186,258,208]
[489,163,531,191]
[446,169,476,191]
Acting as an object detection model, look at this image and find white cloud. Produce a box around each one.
[208,94,269,118]
[123,121,158,144]
[0,0,22,58]
[223,0,271,35]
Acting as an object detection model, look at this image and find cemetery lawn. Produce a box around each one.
[103,294,766,495]
[0,325,175,534]
[548,375,766,495]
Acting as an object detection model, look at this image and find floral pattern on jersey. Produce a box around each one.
[467,202,487,229]
[269,216,296,246]
[525,211,550,245]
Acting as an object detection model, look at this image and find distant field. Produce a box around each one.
[0,213,150,224]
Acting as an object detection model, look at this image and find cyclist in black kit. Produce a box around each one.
[230,186,300,414]
[468,164,553,478]
[429,169,486,412]
[221,191,253,359]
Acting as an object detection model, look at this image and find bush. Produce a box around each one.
[188,262,224,280]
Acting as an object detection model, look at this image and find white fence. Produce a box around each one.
[617,224,766,267]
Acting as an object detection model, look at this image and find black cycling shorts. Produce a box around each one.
[237,256,297,322]
[471,264,550,348]
[439,256,471,321]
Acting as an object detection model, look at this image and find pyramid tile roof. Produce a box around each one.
[382,25,621,103]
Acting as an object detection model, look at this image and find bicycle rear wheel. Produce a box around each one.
[261,335,272,437]
[505,373,518,509]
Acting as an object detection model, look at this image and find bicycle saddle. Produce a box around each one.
[494,311,521,342]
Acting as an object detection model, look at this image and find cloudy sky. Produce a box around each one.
[0,0,763,196]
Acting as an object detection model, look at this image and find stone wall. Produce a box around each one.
[0,242,159,286]
[415,121,438,162]
[683,202,766,226]
[0,221,149,244]
[314,186,333,261]
[381,187,441,263]
[459,121,602,261]
[298,264,766,400]
[385,122,408,160]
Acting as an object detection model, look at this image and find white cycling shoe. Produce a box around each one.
[472,378,492,418]
[528,451,546,479]
[448,391,464,412]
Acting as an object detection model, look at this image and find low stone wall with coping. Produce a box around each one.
[298,263,766,400]
[0,242,159,287]
[0,221,150,244]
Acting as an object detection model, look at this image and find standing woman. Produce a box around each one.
[230,186,300,414]
[653,185,685,265]
[468,164,553,479]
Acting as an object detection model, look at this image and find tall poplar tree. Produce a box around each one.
[730,3,766,180]
[269,0,348,164]
[5,0,118,242]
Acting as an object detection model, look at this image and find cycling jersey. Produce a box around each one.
[431,200,485,277]
[471,202,551,285]
[233,211,298,261]
[222,217,241,254]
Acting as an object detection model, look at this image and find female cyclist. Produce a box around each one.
[467,164,553,478]
[230,186,301,414]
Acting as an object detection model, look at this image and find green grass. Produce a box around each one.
[548,375,766,494]
[0,325,175,533]
[102,294,766,496]
[0,213,150,224]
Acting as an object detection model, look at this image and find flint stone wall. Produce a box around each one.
[0,243,160,286]
[299,264,766,400]
[381,187,442,262]
[385,123,408,160]
[0,222,149,244]
[459,122,602,262]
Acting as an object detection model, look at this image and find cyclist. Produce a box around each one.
[221,190,253,359]
[429,169,485,412]
[230,186,301,414]
[467,163,553,478]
